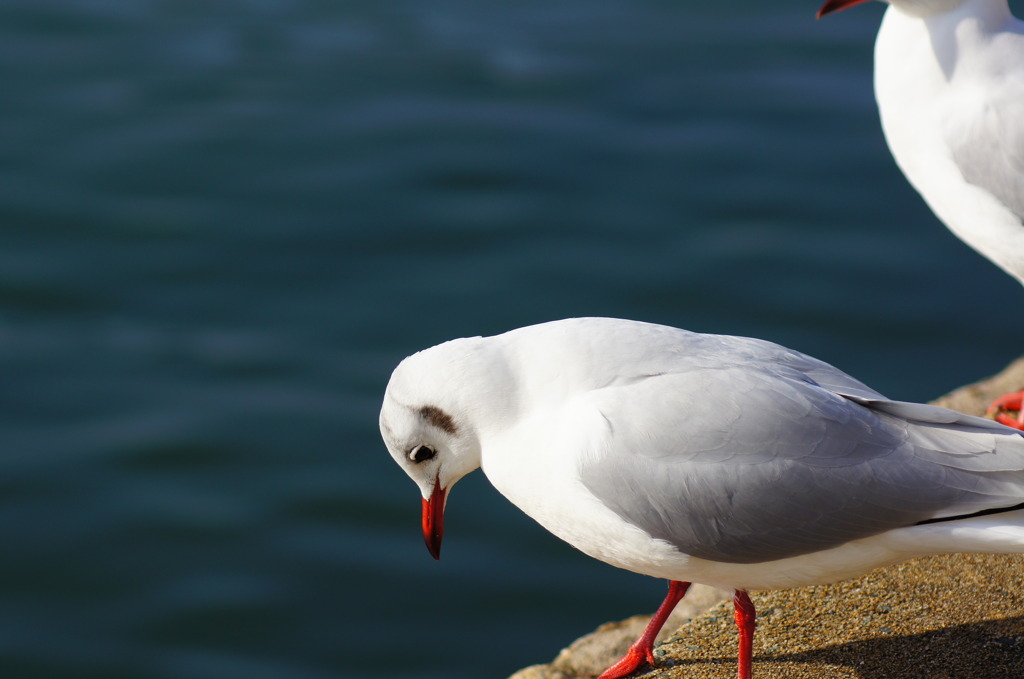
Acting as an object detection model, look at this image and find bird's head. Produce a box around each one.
[816,0,873,17]
[379,338,497,560]
[817,0,966,19]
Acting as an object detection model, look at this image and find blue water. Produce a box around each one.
[3,1,1024,678]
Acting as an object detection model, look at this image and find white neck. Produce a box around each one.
[889,0,1009,22]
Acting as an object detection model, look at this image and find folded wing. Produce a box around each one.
[579,361,1024,564]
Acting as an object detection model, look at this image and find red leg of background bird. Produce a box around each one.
[597,580,692,679]
[732,590,756,679]
[987,391,1024,429]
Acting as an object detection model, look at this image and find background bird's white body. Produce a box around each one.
[874,0,1024,283]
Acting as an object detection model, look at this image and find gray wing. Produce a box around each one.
[947,51,1024,220]
[579,364,1024,565]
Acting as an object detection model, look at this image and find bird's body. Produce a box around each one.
[872,0,1024,283]
[818,0,1024,427]
[380,317,1024,679]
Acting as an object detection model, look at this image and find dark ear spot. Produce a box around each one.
[419,405,458,435]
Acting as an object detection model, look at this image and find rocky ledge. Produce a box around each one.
[511,357,1024,679]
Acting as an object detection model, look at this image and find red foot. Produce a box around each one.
[597,645,650,679]
[987,391,1024,429]
[597,581,691,679]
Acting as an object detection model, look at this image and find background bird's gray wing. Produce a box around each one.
[578,365,1024,565]
[947,66,1024,219]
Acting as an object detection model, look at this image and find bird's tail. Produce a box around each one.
[893,509,1024,555]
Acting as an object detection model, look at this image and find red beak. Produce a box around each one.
[816,0,873,18]
[421,476,446,560]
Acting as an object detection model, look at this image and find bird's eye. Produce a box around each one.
[408,445,436,464]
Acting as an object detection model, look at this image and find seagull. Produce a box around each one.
[379,317,1024,679]
[816,0,1024,427]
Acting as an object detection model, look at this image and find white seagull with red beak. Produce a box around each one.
[817,0,1024,427]
[380,318,1024,679]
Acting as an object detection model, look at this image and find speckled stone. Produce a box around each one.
[648,553,1024,679]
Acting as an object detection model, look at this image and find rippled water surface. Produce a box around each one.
[3,1,1024,678]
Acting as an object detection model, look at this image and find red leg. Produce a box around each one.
[987,391,1024,429]
[597,580,691,679]
[733,590,756,679]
